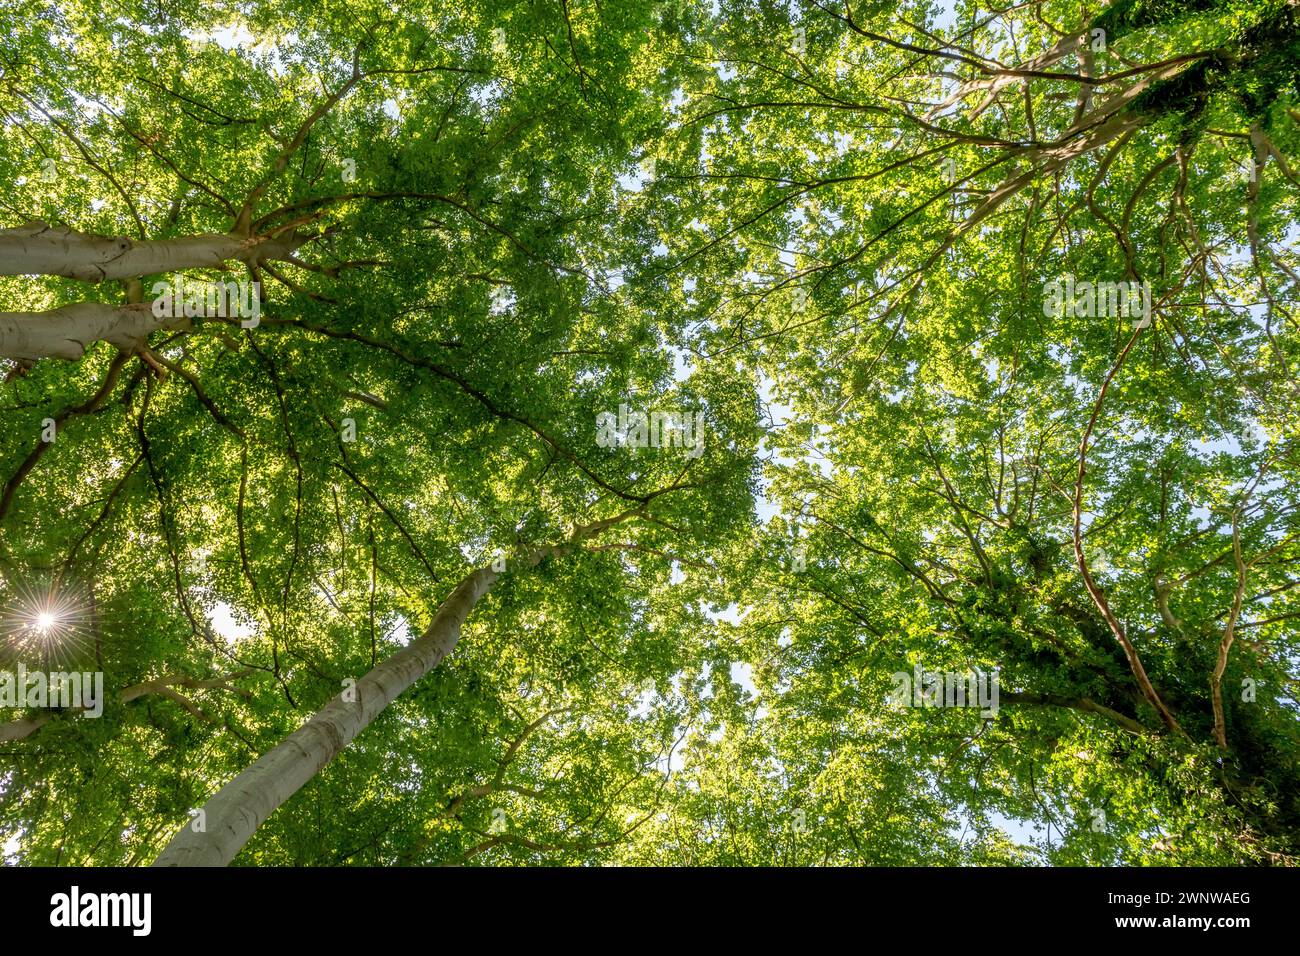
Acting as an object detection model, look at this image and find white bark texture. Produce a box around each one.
[151,512,632,867]
[152,565,502,866]
[0,302,190,360]
[0,222,300,282]
[0,713,53,742]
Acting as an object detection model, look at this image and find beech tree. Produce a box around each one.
[1,0,1297,867]
[623,0,1300,864]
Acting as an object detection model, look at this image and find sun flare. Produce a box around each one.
[1,582,93,666]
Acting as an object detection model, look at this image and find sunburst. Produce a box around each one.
[0,580,96,670]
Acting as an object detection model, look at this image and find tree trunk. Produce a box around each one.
[0,713,54,742]
[151,511,635,867]
[0,222,302,282]
[0,303,189,361]
[152,564,502,866]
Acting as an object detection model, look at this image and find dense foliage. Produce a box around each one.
[1,0,1296,865]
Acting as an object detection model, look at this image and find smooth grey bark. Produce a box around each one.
[0,713,54,742]
[0,222,302,282]
[0,302,190,360]
[153,564,500,867]
[152,513,634,867]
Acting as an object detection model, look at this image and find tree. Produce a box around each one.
[628,0,1299,863]
[1,0,1296,867]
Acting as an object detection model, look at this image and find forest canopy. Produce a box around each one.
[0,0,1297,866]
